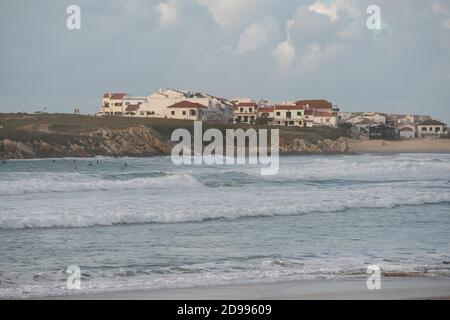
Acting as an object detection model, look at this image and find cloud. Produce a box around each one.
[432,0,450,29]
[236,17,279,53]
[197,0,264,29]
[300,43,343,69]
[273,40,295,71]
[432,1,449,15]
[272,19,296,71]
[155,0,177,27]
[308,0,360,21]
[444,19,450,29]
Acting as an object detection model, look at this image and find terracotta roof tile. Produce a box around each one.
[167,101,208,109]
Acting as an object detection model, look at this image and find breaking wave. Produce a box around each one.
[0,173,203,195]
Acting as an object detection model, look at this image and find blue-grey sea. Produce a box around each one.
[1,154,450,298]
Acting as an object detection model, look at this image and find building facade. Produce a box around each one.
[233,102,258,124]
[417,120,448,138]
[166,101,208,121]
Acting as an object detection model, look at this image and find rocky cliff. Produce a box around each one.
[0,126,172,159]
[1,125,352,159]
[280,137,352,154]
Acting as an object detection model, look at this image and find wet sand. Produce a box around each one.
[39,277,450,300]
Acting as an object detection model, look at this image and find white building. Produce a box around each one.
[99,93,146,116]
[98,89,233,122]
[142,89,208,118]
[417,120,447,138]
[233,101,258,124]
[303,110,337,127]
[345,112,386,125]
[273,104,305,127]
[166,101,208,121]
[399,126,416,139]
[257,106,275,125]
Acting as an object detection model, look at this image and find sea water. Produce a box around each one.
[0,154,449,298]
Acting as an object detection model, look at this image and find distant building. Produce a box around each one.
[166,101,208,121]
[98,89,233,122]
[369,124,400,140]
[100,93,146,116]
[273,104,305,127]
[295,99,332,110]
[256,106,275,125]
[346,112,386,126]
[398,126,416,139]
[417,120,447,138]
[233,101,258,124]
[100,93,127,115]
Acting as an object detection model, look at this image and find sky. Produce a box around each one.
[0,0,449,123]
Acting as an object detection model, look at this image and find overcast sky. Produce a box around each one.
[1,0,449,123]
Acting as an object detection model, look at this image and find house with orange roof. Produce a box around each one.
[166,101,208,121]
[233,101,258,124]
[273,104,305,127]
[256,106,275,125]
[100,93,146,116]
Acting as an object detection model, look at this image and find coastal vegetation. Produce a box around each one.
[0,113,353,159]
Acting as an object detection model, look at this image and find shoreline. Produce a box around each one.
[33,277,450,300]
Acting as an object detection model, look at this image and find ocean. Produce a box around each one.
[0,154,449,298]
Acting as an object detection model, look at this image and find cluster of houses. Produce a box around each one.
[98,88,340,128]
[97,89,448,139]
[339,112,448,140]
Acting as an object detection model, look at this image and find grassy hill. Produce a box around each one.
[0,113,352,158]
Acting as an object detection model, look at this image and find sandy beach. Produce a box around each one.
[40,277,450,300]
[349,138,450,154]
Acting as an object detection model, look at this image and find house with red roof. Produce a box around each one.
[166,101,208,121]
[100,93,146,116]
[300,109,337,128]
[273,104,305,127]
[233,101,258,124]
[257,106,275,125]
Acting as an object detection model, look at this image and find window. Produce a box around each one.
[240,108,244,112]
[422,127,427,131]
[289,121,294,125]
[190,109,196,116]
[249,108,253,113]
[286,112,292,119]
[320,118,324,123]
[297,111,302,116]
[182,111,186,115]
[171,111,175,115]
[276,112,281,116]
[436,127,441,132]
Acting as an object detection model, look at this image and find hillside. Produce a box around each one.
[0,114,353,159]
